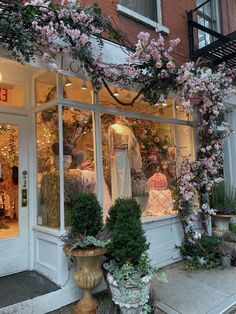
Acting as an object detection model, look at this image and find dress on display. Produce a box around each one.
[143,172,173,216]
[108,123,142,202]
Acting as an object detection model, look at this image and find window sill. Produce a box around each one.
[33,224,62,237]
[141,213,179,224]
[117,4,169,34]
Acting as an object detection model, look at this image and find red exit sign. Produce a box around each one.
[0,87,8,103]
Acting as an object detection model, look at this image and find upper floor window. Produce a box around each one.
[117,0,169,33]
[196,0,220,48]
[120,0,157,22]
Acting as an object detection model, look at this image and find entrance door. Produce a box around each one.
[0,114,29,276]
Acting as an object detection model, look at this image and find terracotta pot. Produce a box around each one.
[64,246,106,314]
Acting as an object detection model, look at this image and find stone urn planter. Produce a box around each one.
[220,256,231,268]
[107,272,152,314]
[64,246,106,314]
[213,214,232,232]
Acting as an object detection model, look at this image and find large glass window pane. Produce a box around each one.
[0,124,19,238]
[101,114,180,217]
[177,125,195,162]
[99,86,175,119]
[62,106,107,225]
[36,106,60,228]
[120,0,157,21]
[35,72,57,106]
[63,76,93,104]
[175,101,193,121]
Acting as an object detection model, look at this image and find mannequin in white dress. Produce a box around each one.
[108,116,142,202]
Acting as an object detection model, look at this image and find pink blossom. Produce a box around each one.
[79,33,89,46]
[156,61,163,68]
[137,32,150,46]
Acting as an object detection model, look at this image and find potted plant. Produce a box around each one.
[210,181,236,232]
[218,242,233,268]
[62,192,108,314]
[104,198,154,314]
[222,231,236,266]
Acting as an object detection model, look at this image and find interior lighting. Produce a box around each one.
[81,80,88,90]
[162,102,168,107]
[113,87,119,97]
[65,78,72,87]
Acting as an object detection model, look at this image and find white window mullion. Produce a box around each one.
[57,74,65,232]
[58,104,65,232]
[93,91,104,214]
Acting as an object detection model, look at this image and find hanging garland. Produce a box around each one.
[0,1,236,247]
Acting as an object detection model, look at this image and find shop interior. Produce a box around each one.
[0,124,19,238]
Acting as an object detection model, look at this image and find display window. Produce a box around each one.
[36,106,60,228]
[101,114,181,217]
[61,106,99,226]
[99,85,192,121]
[63,76,93,104]
[35,71,57,106]
[35,74,195,230]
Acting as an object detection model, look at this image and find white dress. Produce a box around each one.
[108,123,142,202]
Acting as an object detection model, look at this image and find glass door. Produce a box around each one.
[0,115,29,276]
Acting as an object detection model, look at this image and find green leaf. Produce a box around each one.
[49,1,58,11]
[24,5,36,18]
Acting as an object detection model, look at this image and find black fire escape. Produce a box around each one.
[187,0,236,67]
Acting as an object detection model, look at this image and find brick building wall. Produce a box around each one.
[85,0,236,65]
[90,0,195,65]
[220,0,236,35]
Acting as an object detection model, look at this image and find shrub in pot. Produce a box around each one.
[178,235,220,270]
[62,192,108,314]
[210,181,236,233]
[217,242,233,268]
[222,231,236,266]
[104,198,153,314]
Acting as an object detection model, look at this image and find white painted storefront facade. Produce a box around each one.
[0,40,187,313]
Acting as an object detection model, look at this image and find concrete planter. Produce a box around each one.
[64,246,106,314]
[220,256,231,268]
[213,215,232,232]
[107,272,152,314]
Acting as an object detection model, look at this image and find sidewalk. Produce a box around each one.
[152,263,236,314]
[49,263,236,314]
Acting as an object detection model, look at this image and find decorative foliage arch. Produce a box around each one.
[0,0,235,242]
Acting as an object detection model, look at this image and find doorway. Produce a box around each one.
[0,114,29,276]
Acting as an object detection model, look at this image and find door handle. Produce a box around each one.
[21,170,28,207]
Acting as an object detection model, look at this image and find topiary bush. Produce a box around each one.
[70,192,103,237]
[107,198,149,266]
[106,198,142,231]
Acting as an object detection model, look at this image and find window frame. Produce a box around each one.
[34,73,195,232]
[117,1,169,34]
[196,0,221,48]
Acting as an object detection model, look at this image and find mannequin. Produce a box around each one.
[108,116,142,202]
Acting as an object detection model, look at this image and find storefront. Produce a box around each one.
[0,41,193,310]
